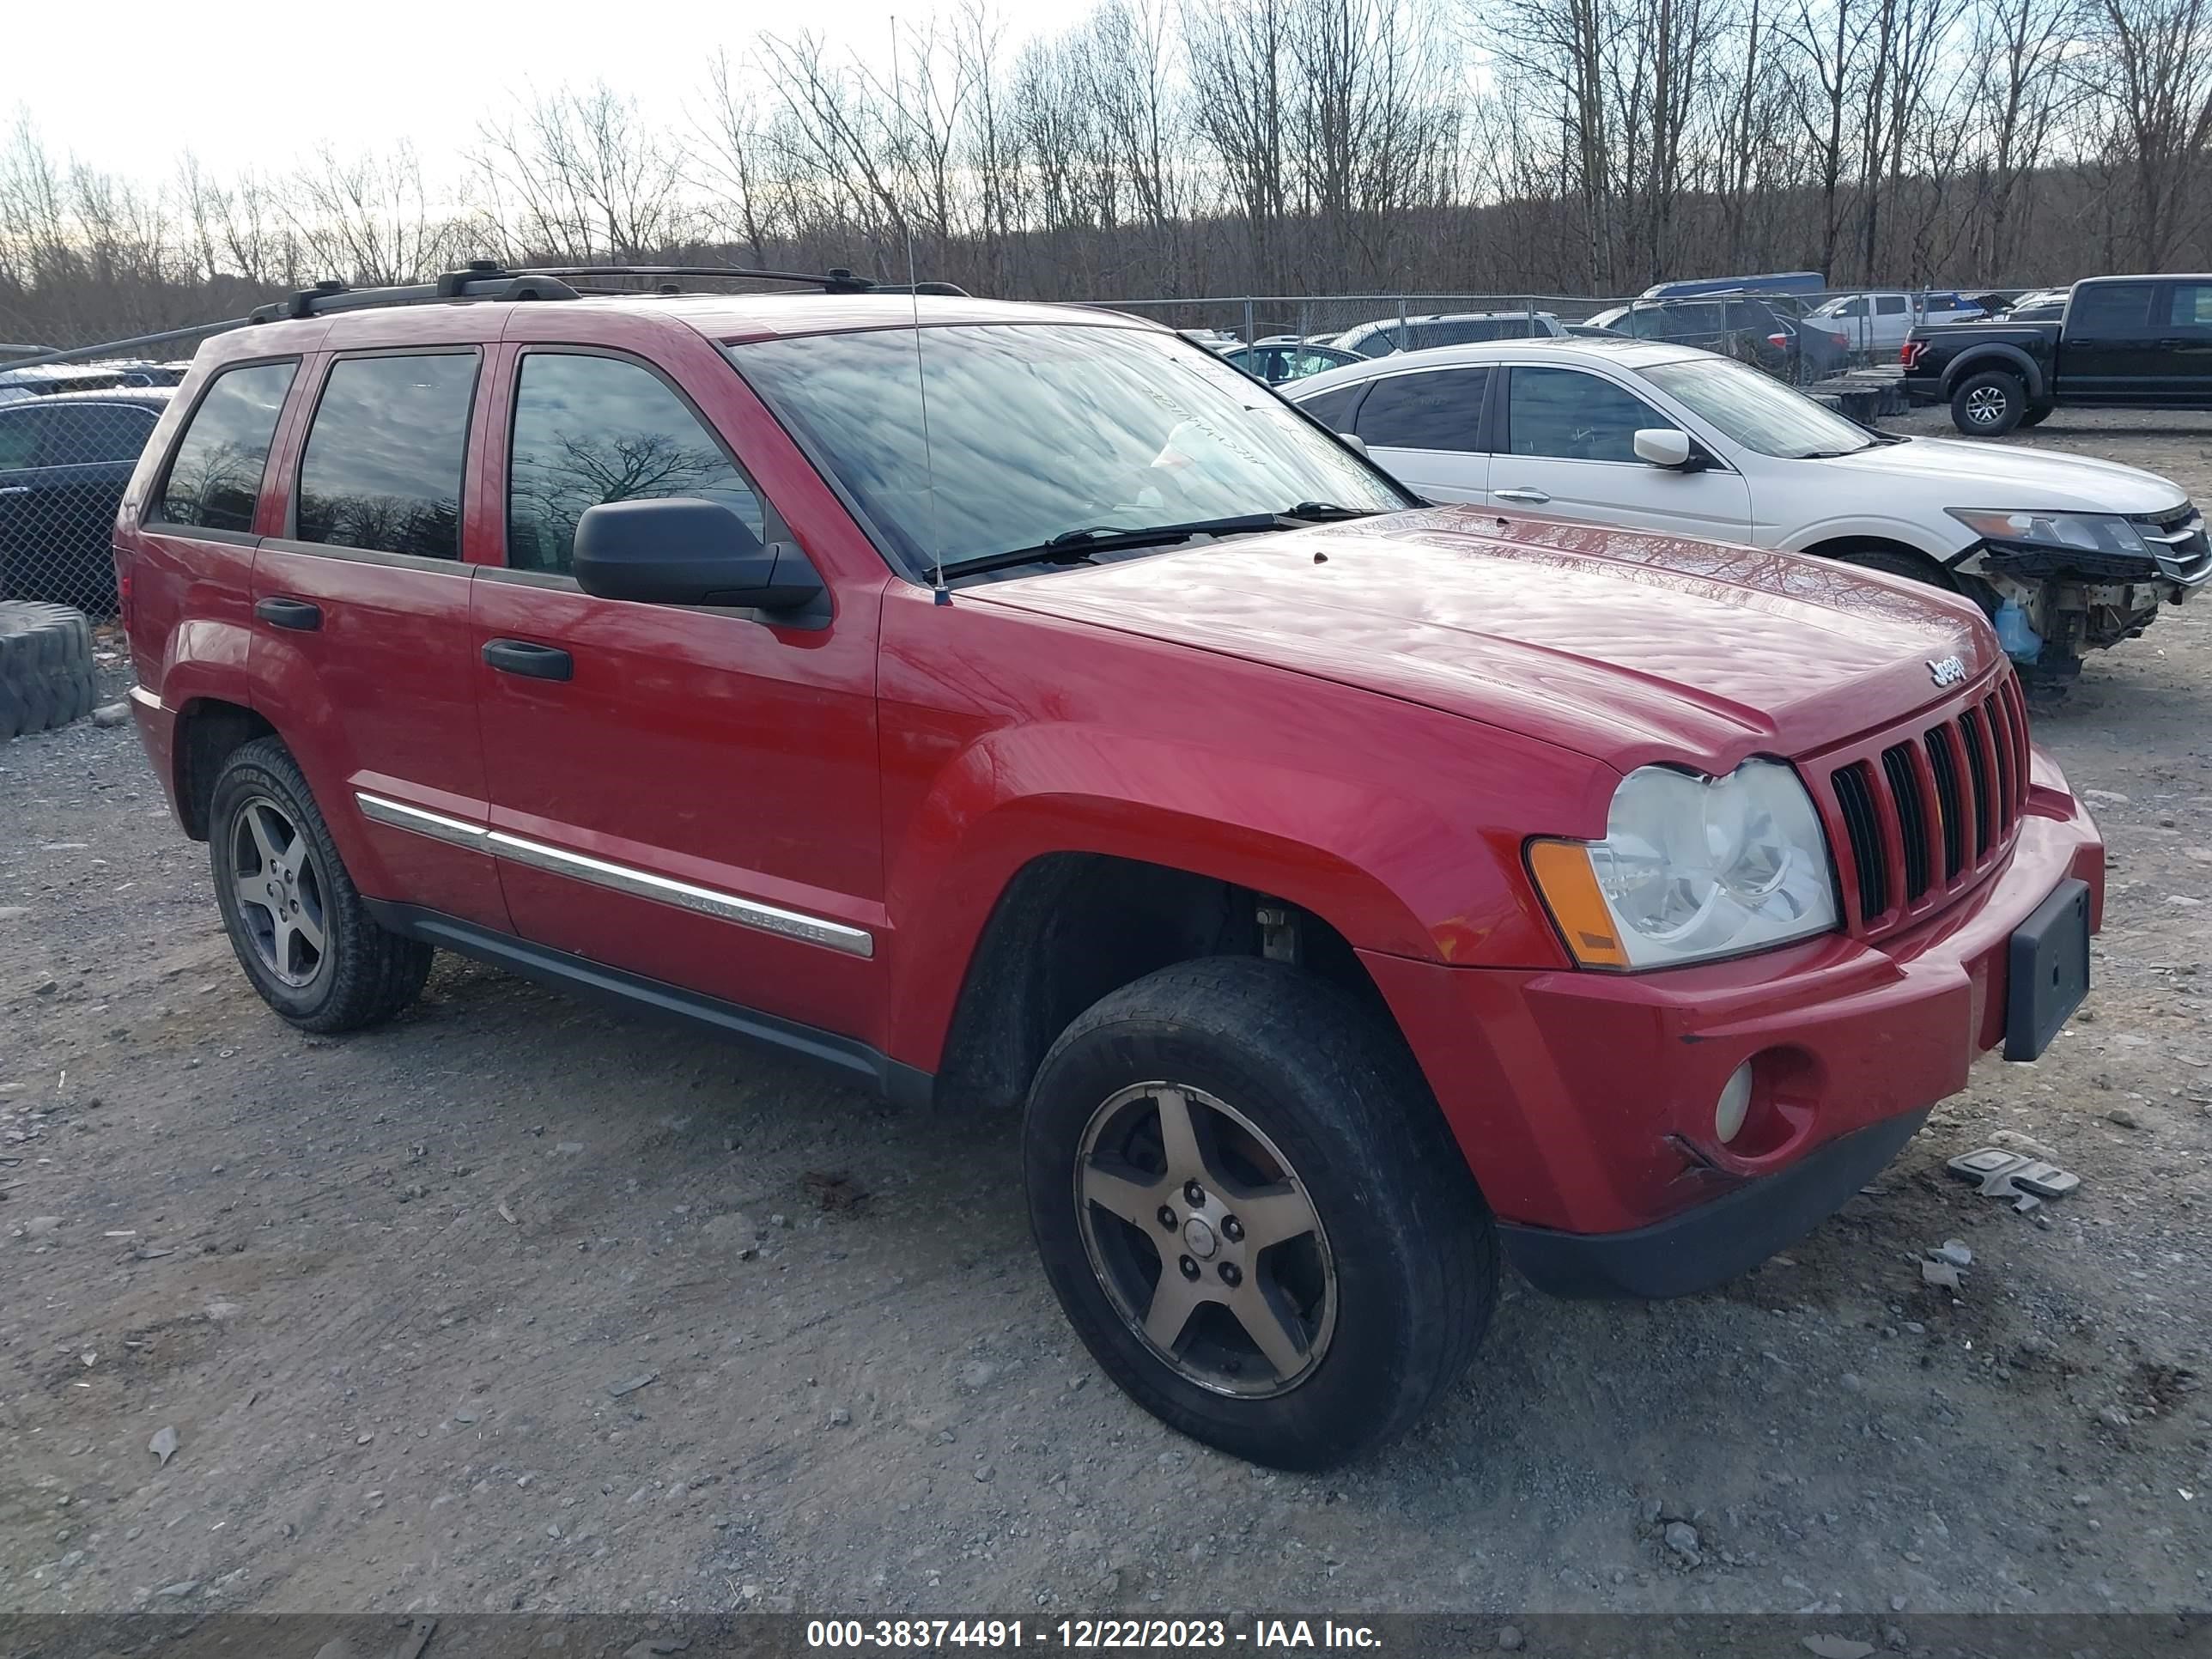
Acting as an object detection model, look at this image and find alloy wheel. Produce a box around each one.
[228,796,329,988]
[1073,1081,1336,1398]
[1966,385,2008,426]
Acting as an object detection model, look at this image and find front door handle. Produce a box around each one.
[254,596,322,630]
[483,639,573,681]
[0,485,29,497]
[1493,488,1552,505]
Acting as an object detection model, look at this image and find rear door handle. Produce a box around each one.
[0,486,29,497]
[483,639,573,681]
[1494,488,1552,505]
[254,596,322,630]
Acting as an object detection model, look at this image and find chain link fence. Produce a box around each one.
[0,359,189,617]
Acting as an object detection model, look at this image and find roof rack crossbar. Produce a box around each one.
[5,258,971,376]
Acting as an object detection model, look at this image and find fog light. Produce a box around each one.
[1715,1063,1754,1144]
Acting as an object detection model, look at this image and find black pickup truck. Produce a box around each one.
[1901,273,2212,434]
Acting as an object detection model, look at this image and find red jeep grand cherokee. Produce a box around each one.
[115,266,2103,1468]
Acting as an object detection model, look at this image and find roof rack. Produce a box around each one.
[246,260,969,323]
[0,260,972,374]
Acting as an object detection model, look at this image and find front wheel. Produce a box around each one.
[2019,404,2054,428]
[1024,957,1497,1468]
[1951,370,2026,435]
[209,738,433,1032]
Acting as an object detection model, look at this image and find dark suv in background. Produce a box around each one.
[0,386,170,608]
[1584,296,1847,380]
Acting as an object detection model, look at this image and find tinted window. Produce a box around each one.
[157,361,296,532]
[2166,283,2212,327]
[1296,384,1365,431]
[0,408,36,470]
[295,354,477,560]
[37,403,158,466]
[1506,367,1676,462]
[1354,368,1491,453]
[1876,295,1909,316]
[2069,283,2154,339]
[508,353,765,575]
[1723,301,1773,329]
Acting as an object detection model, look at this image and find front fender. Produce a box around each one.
[1777,516,1972,564]
[878,719,1597,1071]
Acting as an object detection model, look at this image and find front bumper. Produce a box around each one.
[1360,748,2103,1284]
[1496,1108,1929,1297]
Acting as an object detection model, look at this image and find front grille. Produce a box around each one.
[1822,672,2029,933]
[2134,503,2212,586]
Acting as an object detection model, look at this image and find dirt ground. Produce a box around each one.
[3,405,2209,1624]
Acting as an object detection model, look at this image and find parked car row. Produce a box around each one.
[1289,333,2205,688]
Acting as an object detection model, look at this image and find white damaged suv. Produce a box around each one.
[1290,337,2207,689]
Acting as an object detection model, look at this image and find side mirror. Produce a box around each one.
[1338,432,1369,455]
[1634,428,1693,469]
[573,497,826,620]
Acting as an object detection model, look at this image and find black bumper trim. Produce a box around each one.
[1497,1109,1931,1299]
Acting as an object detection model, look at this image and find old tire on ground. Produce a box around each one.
[208,737,434,1033]
[2020,404,2054,428]
[0,601,95,740]
[1024,957,1497,1469]
[1950,369,2026,436]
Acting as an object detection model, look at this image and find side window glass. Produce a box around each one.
[508,353,765,576]
[2166,284,2212,327]
[1296,385,1364,431]
[1838,298,1867,319]
[295,354,478,560]
[157,361,297,532]
[39,404,157,466]
[1355,368,1491,453]
[1507,368,1675,463]
[1876,295,1909,316]
[0,410,39,470]
[2069,283,2153,339]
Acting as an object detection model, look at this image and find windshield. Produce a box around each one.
[1641,356,1878,459]
[732,324,1411,578]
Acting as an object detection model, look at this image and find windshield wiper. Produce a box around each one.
[939,507,1361,580]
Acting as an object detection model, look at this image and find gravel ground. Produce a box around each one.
[3,410,2209,1621]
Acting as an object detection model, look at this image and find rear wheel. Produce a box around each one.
[1024,957,1497,1468]
[1950,369,2026,435]
[209,738,432,1032]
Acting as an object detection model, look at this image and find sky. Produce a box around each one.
[18,0,1097,184]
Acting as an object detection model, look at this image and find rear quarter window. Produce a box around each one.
[155,361,298,532]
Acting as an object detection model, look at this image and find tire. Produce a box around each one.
[1024,957,1497,1468]
[1950,369,2026,435]
[0,600,96,737]
[208,737,434,1033]
[2020,404,2053,428]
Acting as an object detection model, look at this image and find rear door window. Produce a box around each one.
[156,361,298,532]
[2069,283,2154,339]
[1876,295,1909,316]
[0,407,39,470]
[2166,283,2212,328]
[1353,368,1492,452]
[295,353,479,560]
[38,403,159,466]
[507,351,766,575]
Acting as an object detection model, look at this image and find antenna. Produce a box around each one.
[906,224,947,604]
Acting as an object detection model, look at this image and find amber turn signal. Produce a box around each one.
[1526,840,1630,969]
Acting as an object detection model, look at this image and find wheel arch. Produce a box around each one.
[172,696,277,841]
[1942,344,2045,400]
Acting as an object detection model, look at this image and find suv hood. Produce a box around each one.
[1816,435,2185,515]
[975,506,1997,770]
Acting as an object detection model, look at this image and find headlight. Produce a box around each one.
[1528,761,1838,969]
[1947,508,2148,556]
